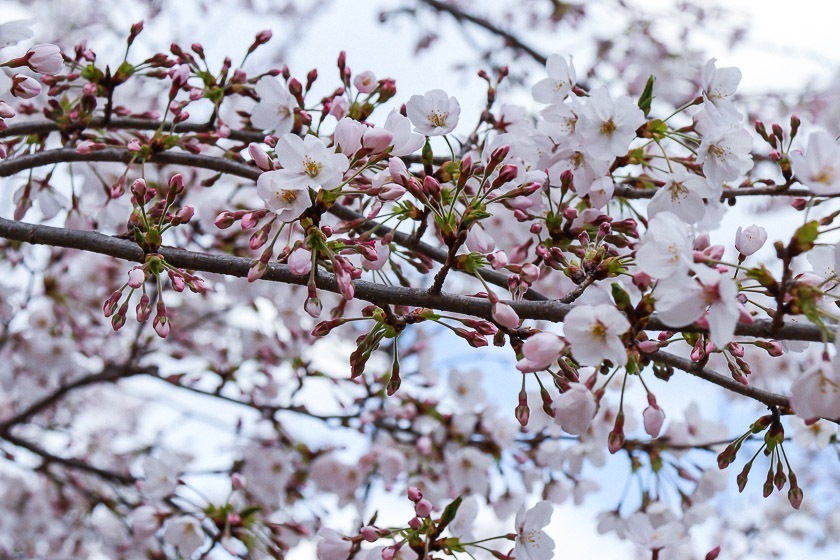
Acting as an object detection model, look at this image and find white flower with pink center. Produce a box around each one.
[697,125,753,186]
[162,516,205,558]
[406,89,460,136]
[564,304,630,366]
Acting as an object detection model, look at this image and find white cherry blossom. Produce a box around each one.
[532,54,576,104]
[635,212,694,279]
[257,134,349,220]
[406,89,460,136]
[163,516,205,558]
[251,77,297,133]
[647,168,718,224]
[696,124,753,186]
[790,130,840,195]
[554,382,598,435]
[564,304,631,366]
[576,87,645,160]
[515,501,555,560]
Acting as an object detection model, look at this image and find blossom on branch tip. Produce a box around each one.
[576,87,645,160]
[406,89,460,136]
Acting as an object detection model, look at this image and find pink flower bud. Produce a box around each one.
[127,138,142,152]
[643,405,665,438]
[26,44,63,75]
[127,267,146,288]
[10,74,42,99]
[175,206,194,223]
[492,301,520,329]
[215,211,235,229]
[362,127,393,153]
[353,71,378,93]
[638,340,659,353]
[414,498,432,518]
[360,525,379,542]
[304,296,322,318]
[520,263,540,283]
[735,224,767,256]
[288,248,312,276]
[153,314,170,338]
[465,226,495,253]
[0,101,15,119]
[249,143,273,171]
[407,487,423,502]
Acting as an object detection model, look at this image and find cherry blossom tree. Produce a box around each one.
[2,1,840,559]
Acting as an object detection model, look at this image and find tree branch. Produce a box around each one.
[0,217,827,342]
[416,0,548,65]
[651,350,791,409]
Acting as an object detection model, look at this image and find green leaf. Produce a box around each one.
[638,75,655,117]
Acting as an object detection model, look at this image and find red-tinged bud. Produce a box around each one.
[497,164,518,183]
[728,342,745,358]
[632,271,652,290]
[321,225,333,237]
[110,176,126,199]
[128,21,144,45]
[578,230,590,246]
[377,78,397,102]
[103,291,122,317]
[187,276,206,294]
[360,526,378,543]
[407,517,422,530]
[608,412,625,453]
[559,169,574,189]
[111,309,127,331]
[515,389,530,427]
[306,68,318,92]
[754,119,768,141]
[736,461,752,492]
[304,296,322,318]
[597,221,611,240]
[250,225,270,250]
[463,319,497,336]
[11,74,42,99]
[562,206,577,220]
[705,546,721,560]
[388,157,409,185]
[378,184,406,201]
[414,498,432,518]
[690,340,705,362]
[153,314,170,338]
[168,270,186,292]
[407,487,423,502]
[489,144,510,167]
[790,114,801,138]
[215,211,236,229]
[241,212,261,230]
[513,209,529,221]
[136,294,151,322]
[422,175,441,198]
[771,123,784,140]
[190,43,205,59]
[130,178,147,201]
[337,51,347,77]
[756,340,784,357]
[247,30,272,54]
[248,259,268,282]
[460,153,474,177]
[288,78,303,98]
[788,474,803,509]
[769,149,782,162]
[638,340,659,353]
[174,205,194,224]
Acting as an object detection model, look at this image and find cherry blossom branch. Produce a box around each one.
[650,350,791,409]
[0,431,135,484]
[0,365,151,432]
[0,217,827,342]
[0,146,549,300]
[416,0,548,65]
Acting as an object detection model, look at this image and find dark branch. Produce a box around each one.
[651,350,790,409]
[0,217,827,342]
